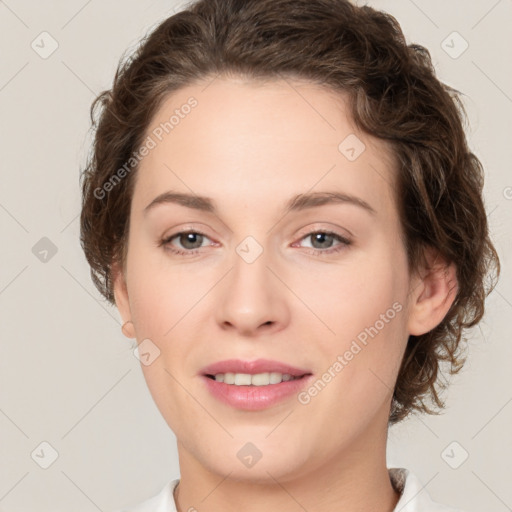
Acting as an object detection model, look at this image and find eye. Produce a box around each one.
[160,230,213,256]
[295,230,351,256]
[160,229,351,257]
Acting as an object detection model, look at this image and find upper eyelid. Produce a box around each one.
[164,220,351,237]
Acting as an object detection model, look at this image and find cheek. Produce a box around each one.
[126,242,210,337]
[125,245,213,420]
[292,246,406,348]
[129,259,201,433]
[291,243,409,408]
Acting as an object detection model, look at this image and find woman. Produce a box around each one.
[79,0,500,510]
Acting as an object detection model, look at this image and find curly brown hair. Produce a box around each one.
[79,0,500,424]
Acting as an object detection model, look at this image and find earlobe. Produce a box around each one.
[112,260,135,339]
[407,249,458,336]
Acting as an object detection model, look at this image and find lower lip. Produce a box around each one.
[201,375,313,411]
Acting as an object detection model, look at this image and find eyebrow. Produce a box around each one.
[143,190,376,216]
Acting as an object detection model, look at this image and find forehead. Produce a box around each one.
[132,76,397,216]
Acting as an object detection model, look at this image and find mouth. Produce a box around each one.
[200,359,313,410]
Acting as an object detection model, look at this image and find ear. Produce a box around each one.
[112,260,135,339]
[407,247,458,336]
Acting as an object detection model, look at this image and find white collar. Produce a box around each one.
[389,468,464,511]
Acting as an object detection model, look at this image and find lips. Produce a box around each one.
[200,359,313,411]
[199,359,314,410]
[200,358,312,378]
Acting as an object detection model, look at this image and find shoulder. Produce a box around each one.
[110,478,180,512]
[389,467,466,512]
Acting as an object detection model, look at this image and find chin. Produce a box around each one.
[197,437,312,484]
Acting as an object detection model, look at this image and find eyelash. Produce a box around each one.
[159,229,351,257]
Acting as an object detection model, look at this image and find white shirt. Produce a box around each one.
[115,467,465,511]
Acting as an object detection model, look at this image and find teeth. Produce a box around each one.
[212,372,299,386]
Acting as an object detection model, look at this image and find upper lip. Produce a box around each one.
[200,359,312,377]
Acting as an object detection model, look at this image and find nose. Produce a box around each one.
[215,247,290,337]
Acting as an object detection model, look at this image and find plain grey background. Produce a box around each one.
[0,1,511,511]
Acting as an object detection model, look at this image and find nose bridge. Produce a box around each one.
[230,236,274,307]
[215,235,287,333]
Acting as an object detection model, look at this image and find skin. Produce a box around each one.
[113,76,458,512]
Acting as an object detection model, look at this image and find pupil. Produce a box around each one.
[312,233,332,249]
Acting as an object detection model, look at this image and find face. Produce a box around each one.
[113,76,430,483]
